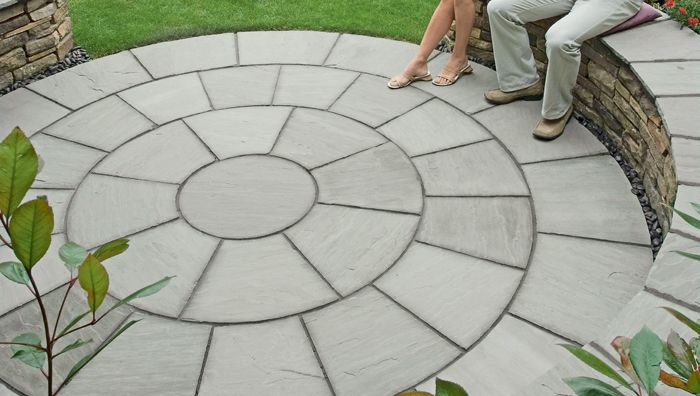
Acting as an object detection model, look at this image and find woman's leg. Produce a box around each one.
[389,0,455,86]
[433,0,475,84]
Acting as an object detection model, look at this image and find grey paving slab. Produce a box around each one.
[179,156,316,239]
[0,234,67,317]
[330,74,432,127]
[657,96,700,139]
[603,20,700,62]
[376,242,522,348]
[271,108,386,169]
[23,189,72,234]
[182,236,337,323]
[0,384,16,396]
[29,51,152,109]
[646,233,700,308]
[68,174,179,248]
[377,99,491,157]
[524,156,650,245]
[413,140,530,196]
[417,197,533,268]
[473,100,607,164]
[62,314,210,396]
[632,61,700,96]
[671,184,700,239]
[416,315,569,396]
[313,143,422,213]
[185,106,291,159]
[303,288,461,396]
[420,54,499,114]
[0,88,69,138]
[324,33,430,78]
[511,234,652,344]
[119,73,211,125]
[30,133,105,189]
[131,33,237,78]
[44,95,155,151]
[286,204,419,296]
[672,136,700,185]
[106,219,219,318]
[94,121,215,183]
[199,318,331,395]
[238,31,339,65]
[0,286,132,396]
[273,65,359,109]
[200,65,279,109]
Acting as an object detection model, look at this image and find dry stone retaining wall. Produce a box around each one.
[0,0,72,90]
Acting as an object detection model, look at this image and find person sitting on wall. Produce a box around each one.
[484,0,642,140]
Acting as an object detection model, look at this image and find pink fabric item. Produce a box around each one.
[606,3,662,35]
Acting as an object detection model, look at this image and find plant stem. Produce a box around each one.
[0,341,46,350]
[27,271,53,396]
[0,213,11,248]
[50,278,75,345]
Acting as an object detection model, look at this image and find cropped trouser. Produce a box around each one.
[487,0,642,119]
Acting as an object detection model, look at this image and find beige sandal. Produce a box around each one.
[387,72,432,89]
[432,63,473,86]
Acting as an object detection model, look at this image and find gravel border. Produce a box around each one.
[2,44,663,255]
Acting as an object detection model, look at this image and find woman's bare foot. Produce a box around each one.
[433,55,469,85]
[388,58,430,89]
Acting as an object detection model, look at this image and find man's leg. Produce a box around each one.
[541,0,642,119]
[487,0,574,92]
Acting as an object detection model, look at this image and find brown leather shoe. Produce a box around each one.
[533,106,574,141]
[484,80,544,105]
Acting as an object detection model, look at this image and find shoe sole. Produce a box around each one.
[484,92,543,105]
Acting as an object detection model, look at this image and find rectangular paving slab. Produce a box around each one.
[273,65,359,109]
[238,31,339,65]
[30,133,106,189]
[657,96,700,139]
[672,136,700,185]
[632,61,700,96]
[670,184,700,239]
[646,233,700,308]
[200,65,279,108]
[603,20,700,62]
[0,88,69,138]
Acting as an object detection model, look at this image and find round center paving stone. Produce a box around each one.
[178,155,317,239]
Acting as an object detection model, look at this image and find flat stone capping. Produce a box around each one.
[0,0,73,90]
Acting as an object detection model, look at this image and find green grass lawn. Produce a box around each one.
[68,0,437,57]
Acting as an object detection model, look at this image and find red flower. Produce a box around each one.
[679,6,687,14]
[689,17,700,26]
[664,0,675,6]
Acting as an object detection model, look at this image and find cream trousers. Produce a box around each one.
[487,0,642,119]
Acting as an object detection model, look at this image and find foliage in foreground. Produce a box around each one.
[664,0,700,33]
[398,377,469,396]
[0,127,172,396]
[563,202,700,395]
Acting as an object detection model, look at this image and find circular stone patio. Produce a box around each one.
[0,31,655,396]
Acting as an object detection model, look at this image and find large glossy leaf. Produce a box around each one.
[103,276,173,315]
[54,338,93,358]
[435,378,468,396]
[10,333,45,369]
[9,198,53,269]
[0,128,38,217]
[0,261,29,284]
[673,207,700,230]
[560,344,633,391]
[668,331,696,375]
[687,371,700,393]
[664,307,700,335]
[93,239,129,262]
[65,319,139,383]
[563,377,626,396]
[78,254,109,313]
[660,370,689,390]
[59,242,88,271]
[630,326,664,394]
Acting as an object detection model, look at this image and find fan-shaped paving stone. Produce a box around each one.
[0,32,657,396]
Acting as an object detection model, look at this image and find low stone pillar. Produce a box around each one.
[0,0,72,90]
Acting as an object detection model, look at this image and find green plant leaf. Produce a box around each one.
[54,338,93,358]
[560,344,633,390]
[691,202,700,216]
[0,127,38,217]
[65,319,139,383]
[435,378,468,396]
[0,261,29,284]
[630,326,664,394]
[668,331,696,375]
[563,377,626,396]
[664,342,693,379]
[673,207,700,230]
[10,333,45,369]
[675,250,700,262]
[687,371,700,393]
[59,242,88,270]
[57,311,91,338]
[9,198,53,269]
[664,307,700,335]
[78,254,109,313]
[103,276,173,316]
[93,239,129,262]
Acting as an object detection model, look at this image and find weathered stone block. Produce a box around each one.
[573,84,594,106]
[0,72,12,89]
[12,53,55,80]
[26,33,57,56]
[56,16,70,38]
[5,16,50,37]
[27,0,49,12]
[615,80,630,101]
[588,62,616,97]
[27,19,54,38]
[0,3,23,23]
[29,3,56,21]
[628,96,648,125]
[618,66,645,97]
[27,46,54,62]
[0,47,25,74]
[0,14,29,36]
[52,3,68,24]
[0,32,26,56]
[56,32,71,59]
